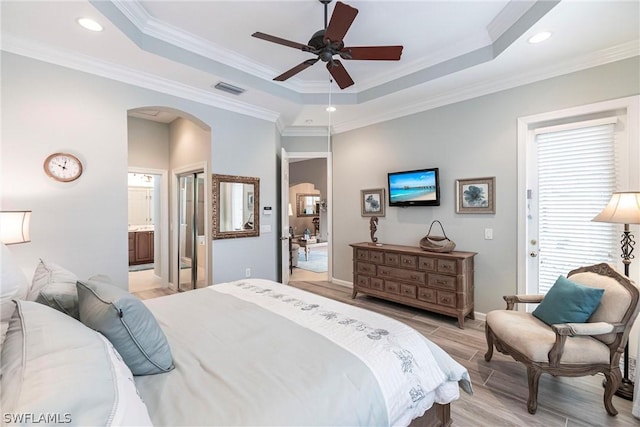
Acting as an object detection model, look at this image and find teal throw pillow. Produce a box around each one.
[76,277,174,375]
[532,275,604,325]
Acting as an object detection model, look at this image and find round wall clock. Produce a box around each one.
[43,152,83,182]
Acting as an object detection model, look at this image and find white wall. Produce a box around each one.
[1,52,279,287]
[128,117,170,170]
[330,57,640,317]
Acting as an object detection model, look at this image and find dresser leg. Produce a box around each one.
[351,288,358,299]
[457,314,465,329]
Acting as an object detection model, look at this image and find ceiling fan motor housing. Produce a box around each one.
[309,29,346,62]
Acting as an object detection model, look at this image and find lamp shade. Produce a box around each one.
[288,203,293,216]
[0,211,32,244]
[592,192,640,225]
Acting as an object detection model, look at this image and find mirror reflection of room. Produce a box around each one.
[219,182,255,231]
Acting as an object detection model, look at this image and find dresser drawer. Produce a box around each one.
[418,256,436,271]
[384,280,401,295]
[428,273,457,291]
[437,290,456,308]
[356,249,369,261]
[356,262,376,275]
[370,278,384,291]
[400,255,417,269]
[384,252,400,266]
[400,283,417,298]
[355,275,370,288]
[370,251,384,263]
[378,266,426,284]
[418,287,437,303]
[437,259,457,274]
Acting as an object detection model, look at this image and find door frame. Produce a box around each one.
[516,95,640,297]
[172,162,210,290]
[283,151,332,283]
[128,167,169,287]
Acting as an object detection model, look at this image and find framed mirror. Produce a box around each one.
[297,193,321,217]
[212,174,260,239]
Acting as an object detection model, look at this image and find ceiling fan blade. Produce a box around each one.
[326,60,354,89]
[324,1,358,43]
[274,58,319,81]
[341,46,403,61]
[252,32,313,51]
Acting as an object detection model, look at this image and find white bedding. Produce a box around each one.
[136,279,472,426]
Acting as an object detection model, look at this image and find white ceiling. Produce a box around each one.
[2,1,638,134]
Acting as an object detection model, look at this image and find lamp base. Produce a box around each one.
[615,379,634,401]
[602,378,634,401]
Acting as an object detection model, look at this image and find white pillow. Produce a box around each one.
[0,300,153,426]
[28,258,78,301]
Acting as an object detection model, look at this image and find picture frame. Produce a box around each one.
[456,177,495,214]
[361,188,385,217]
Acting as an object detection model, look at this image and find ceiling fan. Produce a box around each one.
[252,0,403,90]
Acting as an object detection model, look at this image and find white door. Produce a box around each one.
[281,148,291,284]
[523,119,620,296]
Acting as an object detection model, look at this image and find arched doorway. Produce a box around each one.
[127,107,211,293]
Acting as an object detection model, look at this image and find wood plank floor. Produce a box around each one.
[135,280,638,426]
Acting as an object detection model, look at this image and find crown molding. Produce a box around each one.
[0,35,280,123]
[281,126,330,137]
[2,33,635,136]
[331,40,639,134]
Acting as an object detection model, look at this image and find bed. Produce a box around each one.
[0,251,472,426]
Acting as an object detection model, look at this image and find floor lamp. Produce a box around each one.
[593,191,640,401]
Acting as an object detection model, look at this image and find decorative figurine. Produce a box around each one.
[369,216,379,244]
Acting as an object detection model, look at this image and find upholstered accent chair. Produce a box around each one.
[485,263,640,415]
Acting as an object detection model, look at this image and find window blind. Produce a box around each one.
[536,123,618,293]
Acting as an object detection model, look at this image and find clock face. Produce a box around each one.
[44,153,83,182]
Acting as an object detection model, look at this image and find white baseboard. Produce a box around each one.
[330,277,352,288]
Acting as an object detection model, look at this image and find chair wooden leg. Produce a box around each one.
[603,368,621,416]
[484,325,494,362]
[526,366,542,414]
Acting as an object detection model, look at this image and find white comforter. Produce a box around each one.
[136,279,472,426]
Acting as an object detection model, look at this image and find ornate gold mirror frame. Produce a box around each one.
[212,174,260,239]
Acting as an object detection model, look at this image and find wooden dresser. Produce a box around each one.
[350,242,476,328]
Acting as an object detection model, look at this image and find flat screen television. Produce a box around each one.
[388,168,440,207]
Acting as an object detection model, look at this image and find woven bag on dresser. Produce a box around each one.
[419,220,456,253]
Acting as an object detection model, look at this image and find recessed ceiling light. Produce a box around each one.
[326,106,336,113]
[77,18,103,32]
[528,31,552,44]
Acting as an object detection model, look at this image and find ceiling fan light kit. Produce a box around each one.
[252,0,403,90]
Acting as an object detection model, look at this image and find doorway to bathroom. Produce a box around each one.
[128,170,166,293]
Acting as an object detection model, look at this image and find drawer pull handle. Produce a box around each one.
[411,275,418,280]
[437,280,446,285]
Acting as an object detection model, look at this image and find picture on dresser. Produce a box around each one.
[361,188,385,217]
[456,177,495,214]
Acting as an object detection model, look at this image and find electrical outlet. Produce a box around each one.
[245,268,251,278]
[484,228,493,240]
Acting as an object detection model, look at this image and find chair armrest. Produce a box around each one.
[547,322,625,367]
[503,294,544,310]
[552,322,623,337]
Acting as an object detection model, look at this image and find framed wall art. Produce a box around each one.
[456,177,495,214]
[361,188,385,217]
